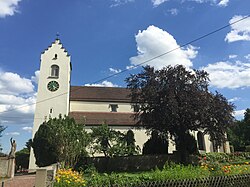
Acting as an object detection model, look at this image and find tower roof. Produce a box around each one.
[41,38,70,57]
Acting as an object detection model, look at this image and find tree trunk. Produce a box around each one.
[176,131,188,165]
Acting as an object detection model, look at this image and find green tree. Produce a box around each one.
[142,130,168,155]
[126,65,235,163]
[125,129,140,156]
[32,123,59,167]
[25,138,32,151]
[32,115,90,167]
[228,108,250,151]
[0,125,6,153]
[15,139,32,172]
[90,125,140,157]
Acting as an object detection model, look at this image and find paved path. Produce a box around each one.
[2,175,35,187]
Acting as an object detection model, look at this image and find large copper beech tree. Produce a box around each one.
[126,65,235,163]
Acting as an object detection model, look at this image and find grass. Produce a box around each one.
[84,162,250,186]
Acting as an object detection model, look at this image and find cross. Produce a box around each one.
[56,32,60,40]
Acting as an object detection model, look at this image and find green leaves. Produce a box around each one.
[32,123,59,167]
[90,125,140,157]
[227,108,250,151]
[0,125,6,152]
[32,116,91,167]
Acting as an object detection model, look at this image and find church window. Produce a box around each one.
[51,65,59,77]
[52,54,58,60]
[109,104,118,112]
[197,131,205,150]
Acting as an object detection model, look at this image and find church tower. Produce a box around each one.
[29,38,71,170]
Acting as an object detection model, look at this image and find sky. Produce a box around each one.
[0,0,250,153]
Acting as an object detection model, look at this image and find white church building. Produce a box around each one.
[29,39,230,170]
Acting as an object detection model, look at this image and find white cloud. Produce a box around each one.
[110,0,135,7]
[181,0,229,7]
[234,110,245,119]
[167,8,179,16]
[229,54,237,59]
[5,132,20,136]
[126,65,136,70]
[22,126,32,133]
[151,0,169,7]
[109,68,121,74]
[130,25,198,69]
[217,0,229,7]
[0,71,34,95]
[31,70,40,84]
[225,15,250,43]
[85,80,118,87]
[0,0,21,18]
[0,70,37,126]
[245,54,250,61]
[228,97,240,102]
[202,61,250,89]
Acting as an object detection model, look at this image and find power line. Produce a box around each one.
[0,15,249,117]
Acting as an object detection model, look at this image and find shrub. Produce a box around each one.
[245,145,250,152]
[142,130,168,155]
[54,168,85,187]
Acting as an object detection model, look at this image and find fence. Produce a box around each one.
[96,174,250,187]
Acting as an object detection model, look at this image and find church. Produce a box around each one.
[29,39,230,170]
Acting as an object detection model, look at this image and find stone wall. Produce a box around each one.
[0,157,15,178]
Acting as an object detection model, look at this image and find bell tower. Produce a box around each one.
[29,38,71,170]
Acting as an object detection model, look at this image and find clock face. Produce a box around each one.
[47,81,59,92]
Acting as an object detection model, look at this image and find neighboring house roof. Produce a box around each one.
[69,112,137,126]
[70,86,131,102]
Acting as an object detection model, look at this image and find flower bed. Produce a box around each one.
[54,168,86,187]
[54,156,250,187]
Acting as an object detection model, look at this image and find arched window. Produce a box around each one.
[51,65,59,77]
[197,131,205,150]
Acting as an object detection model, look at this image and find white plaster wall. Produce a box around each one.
[70,101,133,112]
[193,131,213,153]
[85,126,149,155]
[29,40,71,170]
[204,134,213,152]
[193,131,230,153]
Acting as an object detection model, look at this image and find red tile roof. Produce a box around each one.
[69,112,137,126]
[70,86,131,102]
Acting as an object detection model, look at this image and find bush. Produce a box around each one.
[142,131,168,155]
[245,145,250,152]
[32,124,59,167]
[54,168,86,187]
[199,152,250,165]
[85,162,250,186]
[15,148,29,171]
[86,163,211,186]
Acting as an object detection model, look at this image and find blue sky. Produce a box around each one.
[0,0,250,153]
